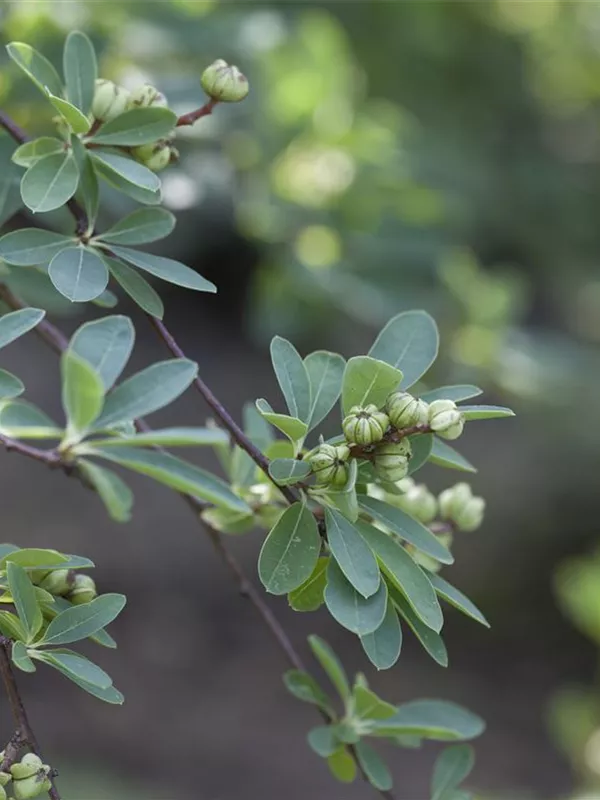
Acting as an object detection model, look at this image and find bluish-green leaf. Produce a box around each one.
[327,748,356,783]
[308,726,339,757]
[431,745,475,800]
[288,557,328,612]
[304,350,345,432]
[90,107,177,146]
[0,228,73,267]
[270,336,311,422]
[63,31,97,113]
[47,92,91,134]
[11,138,65,168]
[92,155,161,205]
[341,356,402,414]
[421,386,483,404]
[106,244,215,293]
[94,359,197,429]
[427,573,489,628]
[325,508,380,599]
[255,399,308,444]
[78,460,133,523]
[61,350,104,436]
[0,400,62,440]
[39,593,126,646]
[268,458,311,486]
[230,402,274,486]
[358,496,453,565]
[21,151,79,214]
[388,582,448,666]
[360,600,402,670]
[430,438,476,473]
[97,207,176,246]
[6,562,42,642]
[356,521,443,632]
[49,246,108,302]
[324,559,387,636]
[69,315,134,390]
[283,669,334,716]
[258,502,321,594]
[92,427,228,449]
[0,370,24,400]
[105,257,163,318]
[71,135,99,229]
[371,700,485,741]
[6,42,63,97]
[308,635,350,701]
[12,641,35,672]
[459,405,515,420]
[33,649,112,689]
[369,310,439,389]
[0,611,27,641]
[354,742,393,791]
[408,433,434,475]
[0,308,45,348]
[91,150,160,192]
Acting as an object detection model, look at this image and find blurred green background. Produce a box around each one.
[1,0,600,797]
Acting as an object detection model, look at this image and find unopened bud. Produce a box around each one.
[308,444,350,488]
[0,783,6,800]
[91,80,131,123]
[201,59,249,103]
[128,84,168,109]
[132,140,173,172]
[428,399,464,439]
[342,404,389,446]
[386,392,429,429]
[438,483,485,531]
[67,574,97,605]
[11,754,43,781]
[373,440,412,483]
[13,773,50,800]
[397,484,438,524]
[38,569,73,597]
[0,771,9,787]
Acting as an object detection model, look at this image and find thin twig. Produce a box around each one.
[0,434,60,468]
[176,99,217,128]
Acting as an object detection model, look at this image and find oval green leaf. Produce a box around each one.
[325,508,380,599]
[63,31,97,113]
[369,310,439,389]
[39,593,126,646]
[89,107,177,146]
[304,350,345,432]
[341,356,402,415]
[0,228,73,266]
[107,244,216,293]
[69,315,134,390]
[258,502,321,595]
[270,336,311,422]
[360,600,402,670]
[49,246,108,302]
[98,207,176,246]
[21,151,79,213]
[105,257,164,318]
[324,559,387,636]
[0,307,45,348]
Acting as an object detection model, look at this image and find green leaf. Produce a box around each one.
[94,359,197,429]
[12,641,35,672]
[78,460,133,523]
[90,150,160,192]
[45,596,115,648]
[268,458,311,486]
[6,562,42,642]
[21,151,79,214]
[321,458,359,523]
[61,350,104,437]
[354,742,393,791]
[370,700,485,741]
[255,399,307,444]
[0,549,92,572]
[427,574,489,628]
[327,748,356,783]
[387,582,448,666]
[0,400,62,440]
[71,135,99,229]
[31,649,123,702]
[92,155,161,205]
[308,726,339,757]
[0,308,45,348]
[48,246,108,302]
[429,438,476,473]
[459,405,515,420]
[34,648,112,688]
[0,370,24,399]
[369,310,439,389]
[288,557,328,612]
[308,635,350,701]
[408,433,434,475]
[69,315,134,391]
[97,207,176,246]
[352,683,397,722]
[270,336,311,422]
[356,521,443,632]
[0,228,73,266]
[358,496,453,565]
[258,502,321,595]
[421,386,483,404]
[92,427,229,449]
[324,559,387,635]
[341,356,402,415]
[360,600,402,670]
[105,257,163,318]
[89,446,250,513]
[47,93,91,134]
[90,107,177,146]
[324,508,380,598]
[0,137,22,226]
[106,244,216,293]
[39,593,126,646]
[431,745,475,800]
[283,669,334,715]
[11,138,64,167]
[304,351,345,432]
[230,403,274,486]
[6,42,63,97]
[0,610,27,641]
[63,31,97,114]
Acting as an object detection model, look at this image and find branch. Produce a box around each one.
[0,639,61,799]
[176,99,217,128]
[0,434,61,468]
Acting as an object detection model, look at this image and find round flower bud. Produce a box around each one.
[342,404,389,445]
[38,569,73,597]
[454,496,485,532]
[13,773,50,800]
[67,574,97,605]
[438,483,485,531]
[373,440,412,483]
[0,771,10,787]
[128,84,168,109]
[428,399,464,438]
[91,79,131,123]
[397,484,438,524]
[386,392,429,429]
[11,754,43,781]
[201,59,249,103]
[0,783,6,800]
[308,443,350,488]
[132,140,173,172]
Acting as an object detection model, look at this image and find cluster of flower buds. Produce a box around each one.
[33,569,97,605]
[0,754,52,799]
[438,482,485,531]
[342,404,389,446]
[395,480,438,524]
[200,59,249,103]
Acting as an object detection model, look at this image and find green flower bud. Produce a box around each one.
[0,783,6,800]
[428,399,464,438]
[11,754,43,781]
[342,404,389,445]
[201,59,249,103]
[128,84,168,109]
[0,771,10,787]
[91,79,131,123]
[132,140,174,172]
[438,483,485,531]
[454,496,485,532]
[308,443,350,488]
[373,440,412,483]
[397,484,438,524]
[67,574,97,605]
[38,569,73,597]
[13,773,50,800]
[386,392,429,429]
